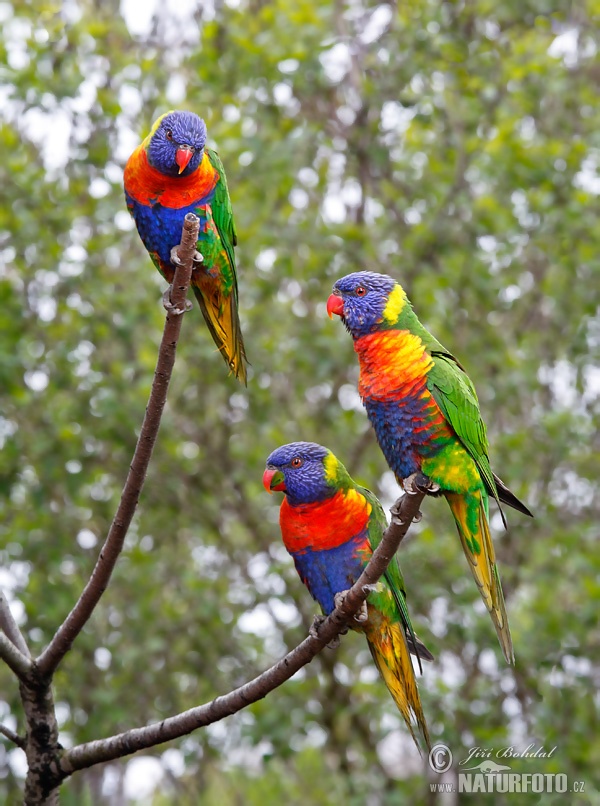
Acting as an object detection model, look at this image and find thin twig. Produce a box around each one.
[37,214,200,678]
[60,485,430,775]
[0,722,26,749]
[0,589,30,657]
[0,630,32,679]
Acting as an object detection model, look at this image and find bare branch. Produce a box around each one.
[0,630,31,679]
[60,484,430,775]
[0,589,30,657]
[37,214,200,678]
[0,722,26,749]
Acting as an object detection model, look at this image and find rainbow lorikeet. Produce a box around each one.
[124,110,248,383]
[263,441,432,751]
[327,272,533,665]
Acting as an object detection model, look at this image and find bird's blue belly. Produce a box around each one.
[291,535,366,615]
[364,396,435,480]
[126,195,208,265]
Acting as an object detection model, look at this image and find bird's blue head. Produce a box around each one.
[263,442,345,506]
[146,110,207,177]
[327,271,406,338]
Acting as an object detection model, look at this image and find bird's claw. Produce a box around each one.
[162,286,193,315]
[309,614,346,649]
[403,472,440,496]
[172,246,203,266]
[309,615,326,640]
[333,590,369,624]
[170,246,184,266]
[390,498,409,526]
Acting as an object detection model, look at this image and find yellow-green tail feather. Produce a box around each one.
[445,491,514,664]
[192,278,248,385]
[365,620,431,752]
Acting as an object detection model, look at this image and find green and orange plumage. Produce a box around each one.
[124,110,248,382]
[327,272,533,664]
[264,441,432,751]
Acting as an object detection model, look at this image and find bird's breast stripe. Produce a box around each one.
[123,147,218,208]
[280,489,371,553]
[355,330,434,401]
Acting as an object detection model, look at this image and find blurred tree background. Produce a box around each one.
[0,0,599,803]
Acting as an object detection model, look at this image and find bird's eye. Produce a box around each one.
[355,286,367,297]
[291,457,303,468]
[166,130,173,140]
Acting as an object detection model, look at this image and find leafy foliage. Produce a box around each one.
[0,0,598,802]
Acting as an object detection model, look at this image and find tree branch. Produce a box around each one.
[37,213,200,678]
[60,483,431,776]
[0,588,30,657]
[0,722,26,749]
[0,629,32,679]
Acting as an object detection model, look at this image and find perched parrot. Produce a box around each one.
[327,272,533,665]
[124,110,248,383]
[263,440,432,751]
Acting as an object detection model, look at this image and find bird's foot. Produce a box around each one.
[170,246,183,267]
[403,472,440,496]
[333,590,369,624]
[171,245,203,267]
[309,614,346,649]
[391,473,440,527]
[162,285,193,315]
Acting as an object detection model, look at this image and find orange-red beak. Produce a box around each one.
[176,145,194,174]
[263,467,286,493]
[327,293,344,319]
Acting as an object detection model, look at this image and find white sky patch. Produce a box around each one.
[359,4,393,45]
[340,177,362,207]
[255,248,277,273]
[322,191,346,224]
[120,0,159,37]
[583,364,600,404]
[574,151,600,195]
[113,118,142,164]
[77,529,97,550]
[537,360,579,409]
[237,604,276,638]
[337,383,364,412]
[0,416,18,450]
[380,100,416,134]
[21,106,72,174]
[9,747,27,780]
[320,42,351,84]
[161,748,185,778]
[268,596,300,626]
[548,29,578,62]
[24,370,49,392]
[377,730,422,778]
[123,756,164,802]
[166,73,187,105]
[278,58,299,74]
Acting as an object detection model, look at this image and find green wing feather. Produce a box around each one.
[206,147,237,276]
[193,148,247,383]
[426,351,503,516]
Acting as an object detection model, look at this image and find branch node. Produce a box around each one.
[0,722,26,749]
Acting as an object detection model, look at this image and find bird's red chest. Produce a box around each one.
[280,489,371,554]
[355,330,433,401]
[123,147,219,208]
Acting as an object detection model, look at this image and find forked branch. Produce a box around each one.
[60,483,431,776]
[36,214,200,678]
